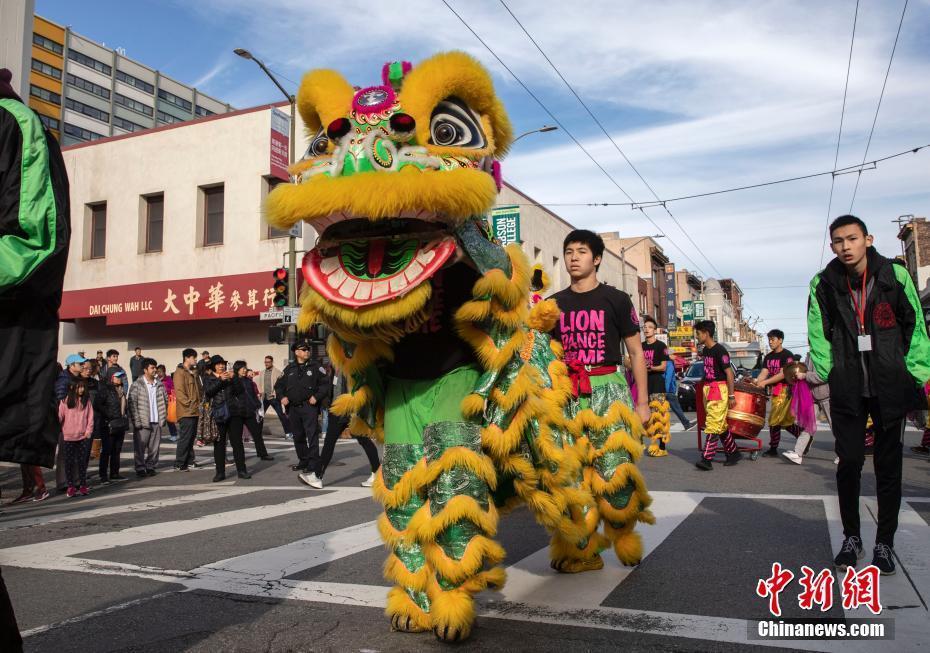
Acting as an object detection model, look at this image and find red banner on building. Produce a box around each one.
[60,272,278,325]
[270,108,290,181]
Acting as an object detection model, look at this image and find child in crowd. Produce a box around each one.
[58,380,95,496]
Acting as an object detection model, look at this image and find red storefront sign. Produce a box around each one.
[270,108,290,181]
[60,272,278,325]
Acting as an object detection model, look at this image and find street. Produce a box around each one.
[1,416,928,653]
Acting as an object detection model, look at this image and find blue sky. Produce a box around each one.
[37,0,930,349]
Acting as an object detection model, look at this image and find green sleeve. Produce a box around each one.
[893,265,930,385]
[807,273,833,380]
[0,98,58,290]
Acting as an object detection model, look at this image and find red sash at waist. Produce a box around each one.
[705,380,725,401]
[567,361,618,398]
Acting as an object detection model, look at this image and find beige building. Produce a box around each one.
[496,186,639,297]
[59,101,306,369]
[600,234,670,326]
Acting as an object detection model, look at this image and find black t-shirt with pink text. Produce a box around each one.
[642,340,670,394]
[762,349,794,379]
[549,284,639,366]
[701,343,731,382]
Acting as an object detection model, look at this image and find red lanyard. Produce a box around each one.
[845,262,867,335]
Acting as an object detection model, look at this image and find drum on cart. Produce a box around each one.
[727,381,768,438]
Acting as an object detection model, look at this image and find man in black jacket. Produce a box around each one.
[808,215,930,575]
[275,339,327,487]
[0,67,71,653]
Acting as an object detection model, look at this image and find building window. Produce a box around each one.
[63,122,104,142]
[113,116,145,132]
[38,113,60,131]
[67,49,112,75]
[203,186,224,246]
[156,110,183,125]
[264,177,290,239]
[31,58,62,80]
[33,33,63,54]
[65,98,109,124]
[89,203,106,259]
[194,104,215,117]
[66,73,111,100]
[158,89,192,112]
[114,92,153,117]
[29,84,61,105]
[115,70,154,94]
[144,194,164,253]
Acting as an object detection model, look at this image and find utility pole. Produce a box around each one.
[234,48,299,361]
[893,214,914,259]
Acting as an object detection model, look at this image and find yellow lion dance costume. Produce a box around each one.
[266,52,651,643]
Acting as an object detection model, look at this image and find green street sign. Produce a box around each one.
[693,300,705,319]
[491,205,520,246]
[682,300,693,321]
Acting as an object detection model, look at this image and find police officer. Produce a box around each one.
[275,339,328,488]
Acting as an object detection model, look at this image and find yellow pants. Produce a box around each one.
[703,383,729,434]
[768,390,795,427]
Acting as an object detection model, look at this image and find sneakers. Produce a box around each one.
[761,447,779,458]
[724,450,743,466]
[682,421,694,431]
[175,465,190,472]
[259,455,275,461]
[10,492,33,505]
[781,450,803,465]
[237,471,252,479]
[135,471,147,478]
[834,535,864,569]
[146,469,157,476]
[871,543,896,575]
[212,473,226,482]
[864,446,874,457]
[66,486,77,498]
[299,472,324,489]
[695,458,713,471]
[910,445,929,456]
[79,485,89,496]
[111,474,128,481]
[361,472,376,488]
[284,433,294,440]
[100,477,112,486]
[33,489,50,502]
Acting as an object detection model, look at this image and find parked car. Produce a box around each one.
[676,360,740,411]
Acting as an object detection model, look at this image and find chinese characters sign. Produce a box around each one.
[491,205,520,246]
[270,108,291,182]
[664,262,677,328]
[60,272,278,325]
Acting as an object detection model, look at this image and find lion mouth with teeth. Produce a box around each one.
[265,52,511,340]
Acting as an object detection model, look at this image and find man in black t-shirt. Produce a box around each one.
[754,329,803,457]
[641,316,671,457]
[694,320,741,470]
[547,229,652,572]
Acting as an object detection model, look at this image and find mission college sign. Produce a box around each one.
[60,272,277,325]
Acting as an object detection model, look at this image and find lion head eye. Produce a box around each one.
[429,97,486,148]
[304,128,330,158]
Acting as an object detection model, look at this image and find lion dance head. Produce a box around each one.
[265,51,513,342]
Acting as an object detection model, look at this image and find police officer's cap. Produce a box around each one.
[292,339,312,352]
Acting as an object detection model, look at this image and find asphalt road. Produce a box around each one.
[1,414,928,653]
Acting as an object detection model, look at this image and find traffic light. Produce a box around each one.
[267,325,286,344]
[272,268,288,307]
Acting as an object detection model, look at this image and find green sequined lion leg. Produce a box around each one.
[409,422,504,643]
[584,374,655,565]
[372,444,433,633]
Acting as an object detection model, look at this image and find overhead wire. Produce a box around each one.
[438,0,710,279]
[848,0,909,212]
[498,0,723,279]
[819,0,859,268]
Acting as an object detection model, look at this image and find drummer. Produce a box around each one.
[694,320,742,470]
[753,329,802,457]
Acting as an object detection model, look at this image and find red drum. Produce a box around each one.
[727,382,767,438]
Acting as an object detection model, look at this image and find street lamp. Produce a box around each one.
[618,234,664,294]
[511,125,558,144]
[234,48,300,353]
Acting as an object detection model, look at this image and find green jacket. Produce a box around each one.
[808,247,930,420]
